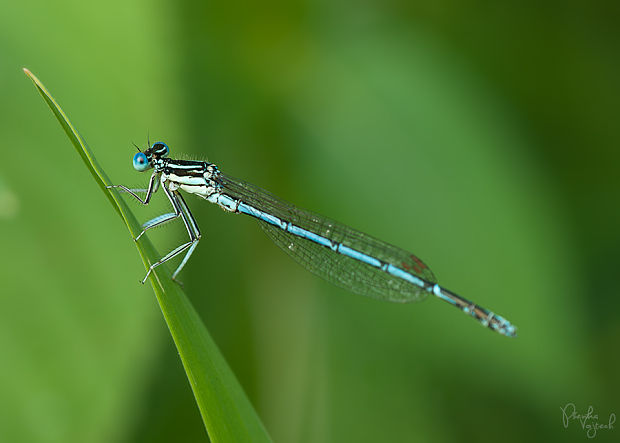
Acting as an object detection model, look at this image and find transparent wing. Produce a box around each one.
[218,174,436,303]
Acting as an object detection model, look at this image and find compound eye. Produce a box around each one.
[133,152,150,171]
[152,142,169,157]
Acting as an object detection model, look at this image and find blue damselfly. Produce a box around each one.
[108,142,517,337]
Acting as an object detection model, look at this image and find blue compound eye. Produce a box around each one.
[133,152,150,171]
[152,142,169,157]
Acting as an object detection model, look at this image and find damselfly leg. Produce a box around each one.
[107,171,159,205]
[107,174,201,284]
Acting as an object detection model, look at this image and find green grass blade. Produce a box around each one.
[23,68,271,443]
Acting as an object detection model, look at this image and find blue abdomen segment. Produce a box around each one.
[239,200,411,277]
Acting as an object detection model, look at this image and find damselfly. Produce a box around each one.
[108,142,517,337]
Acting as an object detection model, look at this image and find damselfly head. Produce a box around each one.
[133,141,169,172]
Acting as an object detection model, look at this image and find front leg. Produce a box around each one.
[107,172,160,205]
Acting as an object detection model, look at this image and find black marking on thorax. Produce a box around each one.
[163,159,209,177]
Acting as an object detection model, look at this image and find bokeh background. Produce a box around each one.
[1,1,618,442]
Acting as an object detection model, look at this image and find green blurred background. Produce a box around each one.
[1,1,618,442]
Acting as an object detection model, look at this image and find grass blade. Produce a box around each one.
[23,68,271,443]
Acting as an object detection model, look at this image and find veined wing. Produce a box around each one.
[217,173,436,303]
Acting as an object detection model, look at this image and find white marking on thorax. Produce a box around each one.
[167,173,207,186]
[180,184,214,196]
[162,172,215,197]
